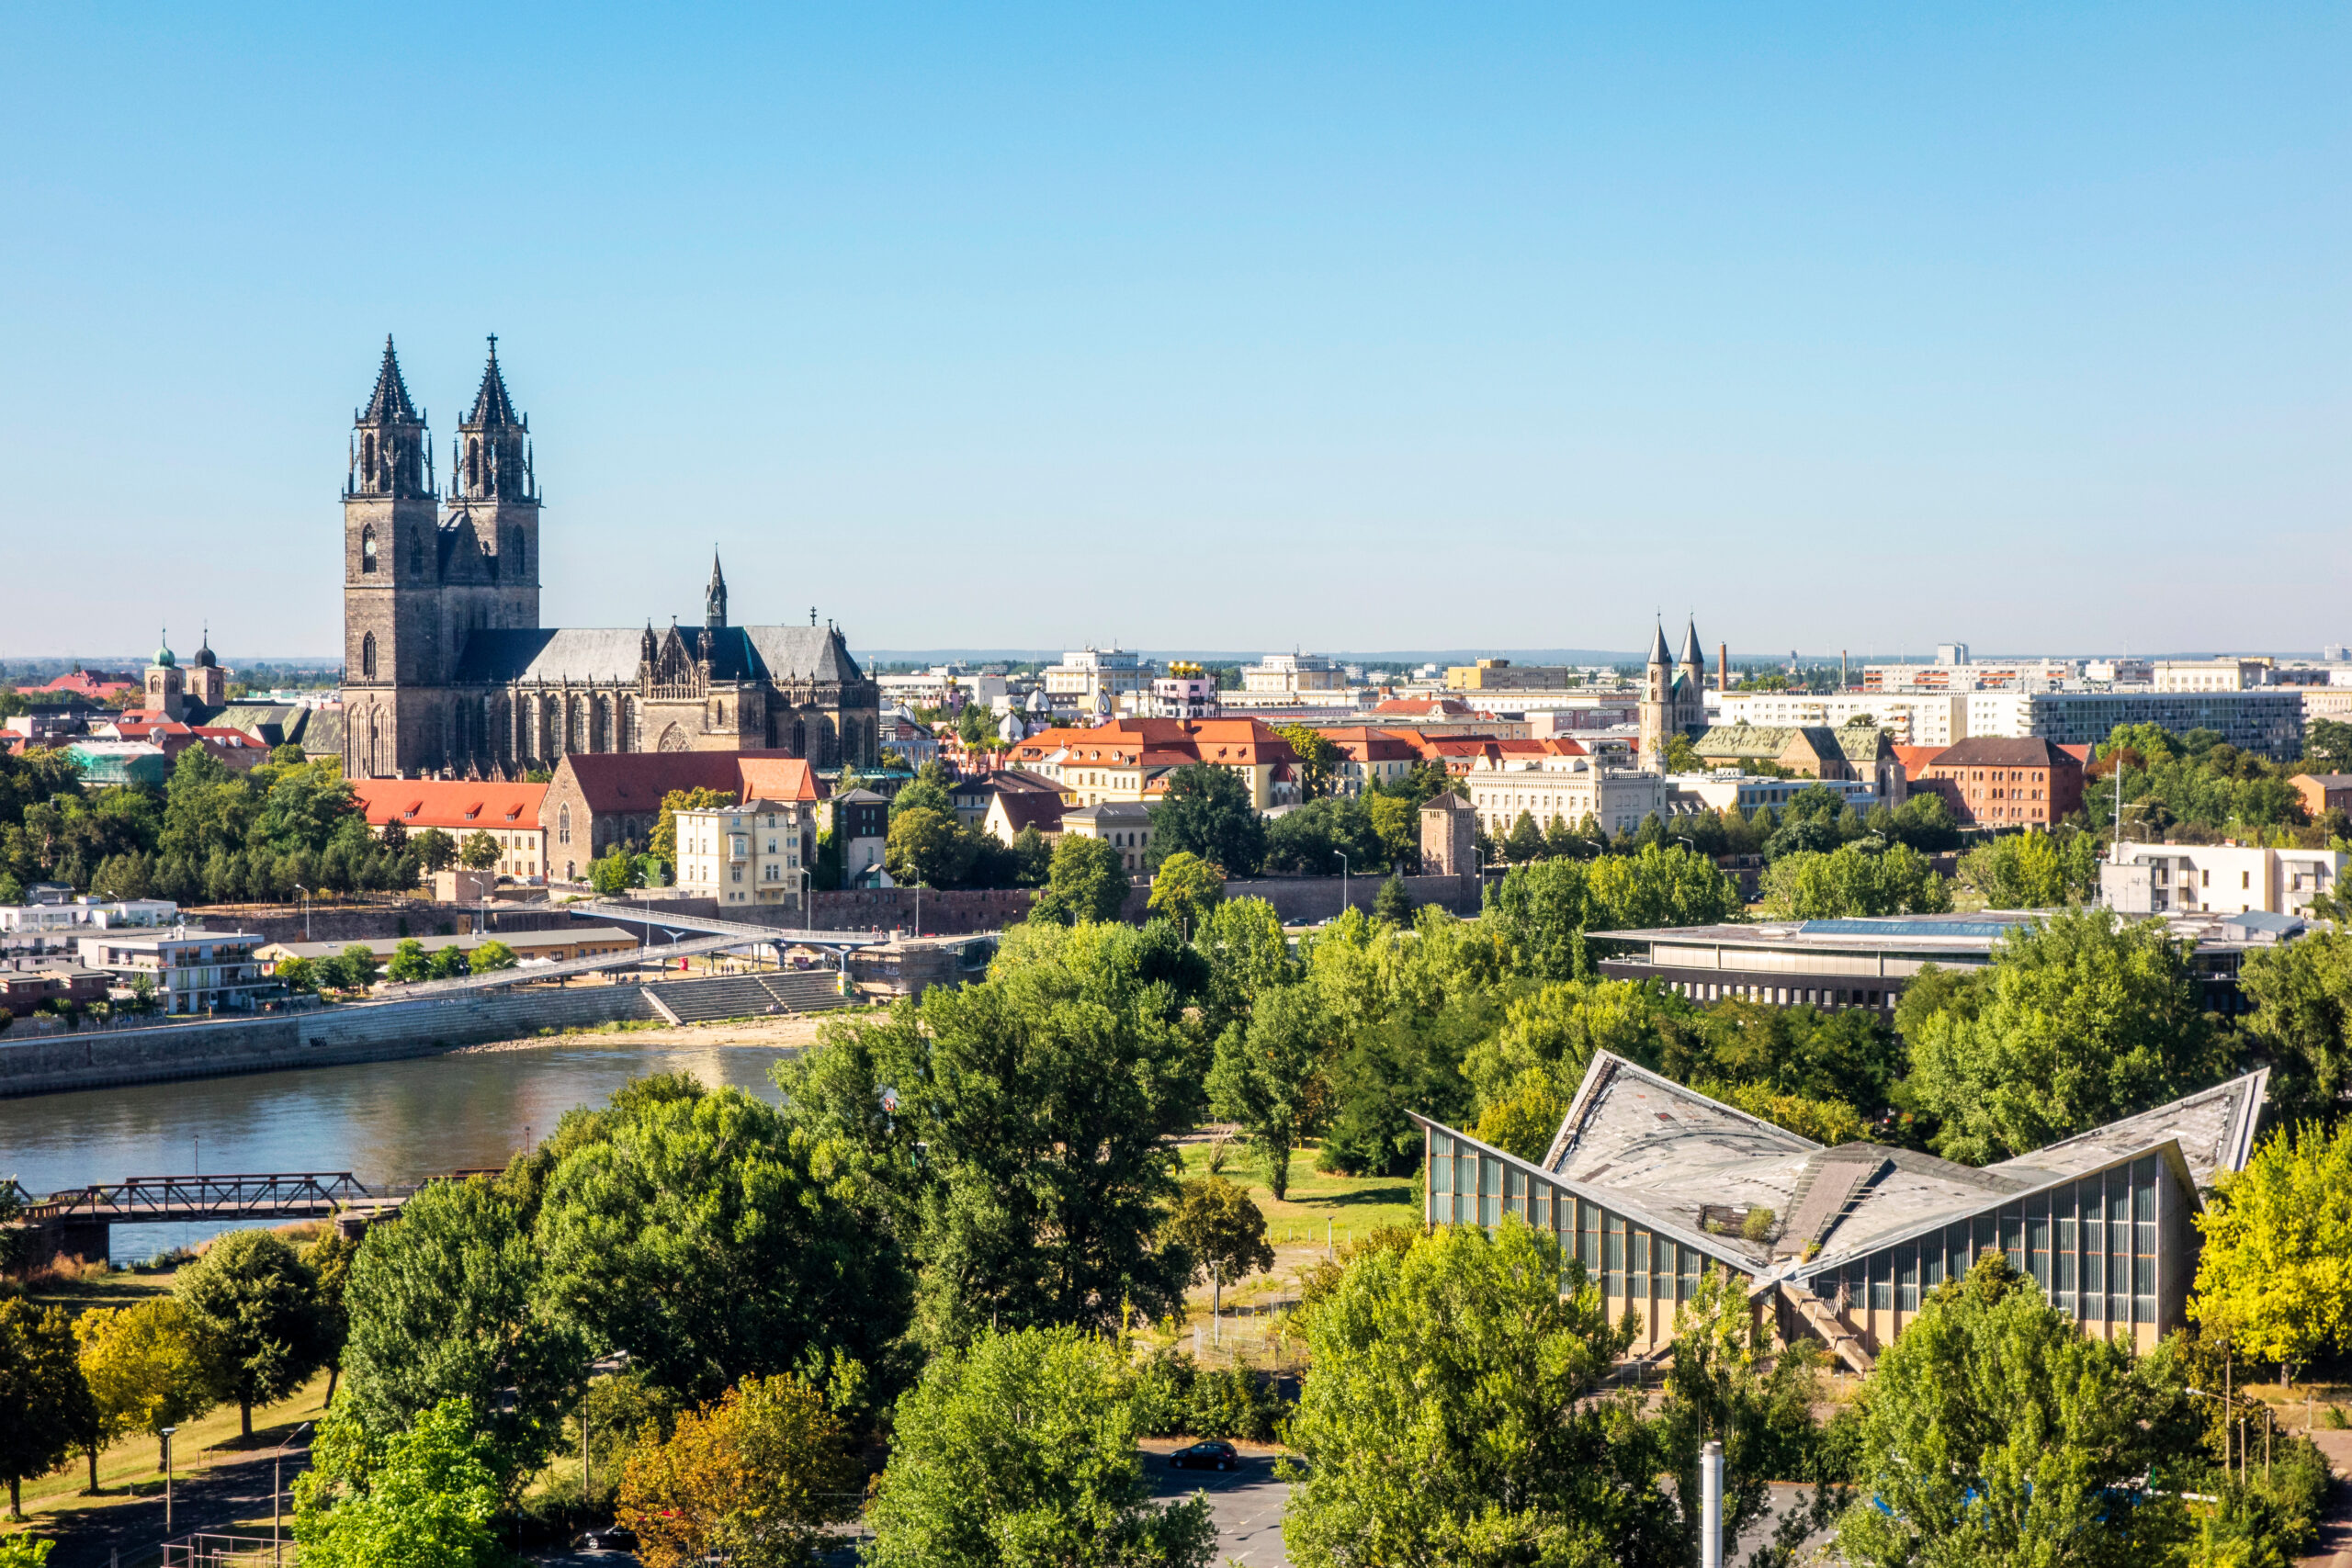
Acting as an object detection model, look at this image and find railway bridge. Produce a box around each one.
[2,1170,481,1264]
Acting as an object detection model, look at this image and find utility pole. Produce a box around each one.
[161,1426,176,1537]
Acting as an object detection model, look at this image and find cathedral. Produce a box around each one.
[1638,616,1710,761]
[339,338,879,780]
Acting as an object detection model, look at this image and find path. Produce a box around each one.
[36,1442,310,1568]
[2298,1427,2352,1568]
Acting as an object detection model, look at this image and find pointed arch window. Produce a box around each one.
[360,525,377,573]
[363,434,377,485]
[467,438,481,494]
[559,804,572,845]
[361,632,377,679]
[511,525,526,574]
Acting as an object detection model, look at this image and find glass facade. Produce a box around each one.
[1814,1156,2164,1334]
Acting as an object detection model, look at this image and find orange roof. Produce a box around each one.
[736,757,824,803]
[1893,744,1948,779]
[1011,717,1301,769]
[349,779,548,831]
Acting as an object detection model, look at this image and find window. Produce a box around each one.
[360,525,377,572]
[361,632,377,679]
[558,805,571,845]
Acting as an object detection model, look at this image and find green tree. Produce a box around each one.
[1164,1176,1274,1325]
[1372,873,1413,924]
[1485,846,1739,981]
[174,1228,330,1438]
[1905,908,2228,1163]
[2193,1122,2352,1384]
[426,945,470,980]
[1147,763,1266,876]
[1145,851,1225,934]
[1503,809,1544,863]
[535,1079,901,1407]
[2237,931,2352,1126]
[1195,895,1293,1042]
[1027,834,1128,926]
[889,760,956,820]
[74,1298,213,1489]
[0,1300,92,1517]
[1364,793,1420,872]
[294,1399,506,1568]
[385,938,431,983]
[457,831,502,872]
[412,828,458,874]
[650,787,735,866]
[1276,725,1343,800]
[1207,984,1326,1199]
[1471,1066,1566,1162]
[303,1230,360,1404]
[1962,829,2104,908]
[1283,1222,1663,1567]
[469,940,517,973]
[1759,841,1951,919]
[275,954,319,994]
[885,806,974,888]
[331,944,379,992]
[777,920,1204,1350]
[588,845,639,896]
[339,1178,583,1490]
[1006,824,1053,887]
[866,1326,1215,1568]
[1836,1253,2185,1568]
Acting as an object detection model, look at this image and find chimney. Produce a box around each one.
[1718,643,1728,694]
[1841,650,1849,691]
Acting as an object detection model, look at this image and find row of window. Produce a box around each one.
[1427,1129,1723,1303]
[1805,1156,2163,1325]
[1656,977,1890,1010]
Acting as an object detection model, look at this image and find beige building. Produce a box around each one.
[2152,658,2274,693]
[1444,659,1579,692]
[1007,719,1302,811]
[1714,691,1966,750]
[1464,753,1667,840]
[1042,648,1151,711]
[673,799,818,910]
[1062,802,1154,875]
[2100,841,2347,918]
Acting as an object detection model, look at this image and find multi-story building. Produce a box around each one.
[876,665,1008,713]
[1444,659,1580,692]
[1962,690,2302,761]
[538,751,817,884]
[1149,662,1220,720]
[1240,651,1347,701]
[1908,737,2085,831]
[1007,718,1303,810]
[1667,773,1881,817]
[348,779,548,881]
[1062,802,1155,876]
[2290,773,2352,820]
[1462,753,1666,840]
[1863,654,2077,693]
[0,897,179,938]
[1316,728,1424,796]
[672,799,819,909]
[1713,691,1967,749]
[1041,648,1151,712]
[2151,658,2273,693]
[1690,723,1907,805]
[2100,842,2347,918]
[831,788,891,886]
[2083,658,2154,685]
[78,930,272,1014]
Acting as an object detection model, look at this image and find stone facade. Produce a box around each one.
[339,338,879,780]
[1419,792,1477,876]
[1637,617,1709,763]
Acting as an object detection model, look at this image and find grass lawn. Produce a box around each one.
[1170,1138,1422,1325]
[8,1371,332,1523]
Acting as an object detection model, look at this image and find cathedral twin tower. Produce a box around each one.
[340,338,879,783]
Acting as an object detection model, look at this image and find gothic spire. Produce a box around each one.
[705,548,729,629]
[361,335,421,424]
[1678,615,1703,669]
[1647,619,1672,668]
[465,334,522,429]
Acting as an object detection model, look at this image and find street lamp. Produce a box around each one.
[273,1420,312,1565]
[160,1425,177,1536]
[1335,852,1349,920]
[293,885,311,942]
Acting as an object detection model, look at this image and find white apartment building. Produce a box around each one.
[1042,648,1152,711]
[1667,773,1880,817]
[77,929,271,1014]
[1863,658,2078,694]
[1223,651,1358,710]
[876,665,1009,712]
[672,799,817,910]
[2151,659,2274,693]
[2100,842,2346,918]
[1963,690,2303,761]
[1463,754,1667,840]
[1712,691,1966,749]
[0,897,179,936]
[2082,658,2155,684]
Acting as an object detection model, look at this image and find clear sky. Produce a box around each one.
[2,4,2344,662]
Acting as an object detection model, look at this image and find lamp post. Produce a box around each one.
[160,1426,177,1537]
[273,1420,312,1565]
[1336,852,1349,921]
[293,885,311,942]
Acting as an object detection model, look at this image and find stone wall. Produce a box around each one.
[1118,872,1482,925]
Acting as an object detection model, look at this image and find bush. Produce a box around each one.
[1126,1348,1288,1443]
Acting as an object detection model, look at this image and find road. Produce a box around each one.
[1146,1448,1292,1566]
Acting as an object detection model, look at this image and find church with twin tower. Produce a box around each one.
[338,337,879,780]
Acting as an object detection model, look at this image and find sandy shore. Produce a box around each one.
[450,1009,862,1054]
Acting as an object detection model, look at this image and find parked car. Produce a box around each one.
[572,1526,639,1553]
[1168,1439,1239,1472]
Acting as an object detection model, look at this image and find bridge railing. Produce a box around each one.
[19,1172,368,1222]
[162,1533,292,1568]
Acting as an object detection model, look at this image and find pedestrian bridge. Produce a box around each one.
[2,1169,488,1262]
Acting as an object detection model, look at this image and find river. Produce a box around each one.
[0,1039,800,1261]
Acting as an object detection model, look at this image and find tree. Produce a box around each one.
[1195,895,1293,1042]
[275,954,319,994]
[588,845,639,896]
[865,1326,1216,1568]
[1206,984,1325,1199]
[1905,908,2228,1163]
[469,940,517,973]
[457,831,501,873]
[1146,851,1225,934]
[331,944,379,993]
[1372,873,1413,925]
[890,761,956,820]
[1837,1253,2185,1567]
[535,1080,901,1408]
[412,828,458,874]
[885,806,973,889]
[294,1399,506,1568]
[616,1375,854,1568]
[1027,834,1128,926]
[303,1230,359,1404]
[1148,763,1265,876]
[174,1228,330,1438]
[2237,931,2352,1125]
[385,938,431,983]
[1759,841,1951,919]
[649,787,735,866]
[1283,1222,1665,1567]
[74,1298,212,1490]
[1962,829,2104,908]
[1472,1067,1567,1162]
[1276,725,1343,800]
[0,1300,91,1517]
[426,945,471,980]
[1485,846,1740,982]
[777,920,1204,1350]
[2193,1122,2352,1384]
[1164,1176,1275,1326]
[1006,824,1053,887]
[1503,809,1544,863]
[1365,792,1420,872]
[339,1178,583,1490]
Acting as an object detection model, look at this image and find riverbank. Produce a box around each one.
[450,1007,865,1055]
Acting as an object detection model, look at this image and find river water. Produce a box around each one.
[0,1041,800,1261]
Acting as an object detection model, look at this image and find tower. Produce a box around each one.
[1639,620,1674,763]
[144,632,186,719]
[342,336,444,778]
[706,549,728,628]
[187,626,228,709]
[448,335,541,632]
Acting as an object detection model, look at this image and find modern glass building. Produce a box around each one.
[1414,1054,2267,1368]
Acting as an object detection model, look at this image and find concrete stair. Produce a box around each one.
[645,970,847,1024]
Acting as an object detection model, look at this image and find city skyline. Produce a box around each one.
[2,5,2344,657]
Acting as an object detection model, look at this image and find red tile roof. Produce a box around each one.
[349,779,548,831]
[1893,744,1949,780]
[554,750,804,814]
[736,757,825,803]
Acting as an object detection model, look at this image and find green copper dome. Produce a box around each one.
[153,632,175,668]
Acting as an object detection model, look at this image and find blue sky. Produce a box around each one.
[1,4,2344,661]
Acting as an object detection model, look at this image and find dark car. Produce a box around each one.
[1168,1439,1239,1472]
[573,1526,639,1553]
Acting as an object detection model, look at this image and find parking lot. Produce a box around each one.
[1147,1447,1293,1566]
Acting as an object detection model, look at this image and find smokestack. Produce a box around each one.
[1702,1440,1724,1568]
[1718,643,1728,694]
[1841,649,1849,691]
